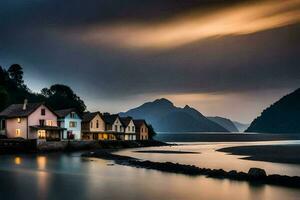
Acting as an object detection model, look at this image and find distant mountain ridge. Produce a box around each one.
[246,88,300,133]
[120,98,229,132]
[233,121,249,132]
[208,116,239,132]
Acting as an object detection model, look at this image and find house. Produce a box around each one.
[81,112,105,140]
[0,100,65,141]
[120,117,136,140]
[102,113,124,140]
[133,119,149,140]
[55,108,82,140]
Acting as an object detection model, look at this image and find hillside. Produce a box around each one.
[233,121,250,132]
[208,117,239,132]
[246,88,300,133]
[120,98,228,132]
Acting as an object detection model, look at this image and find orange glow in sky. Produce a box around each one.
[80,0,300,49]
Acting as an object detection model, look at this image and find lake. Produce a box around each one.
[1,135,300,199]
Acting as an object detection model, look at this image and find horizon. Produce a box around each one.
[1,0,300,124]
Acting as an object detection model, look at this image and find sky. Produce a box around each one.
[1,0,300,123]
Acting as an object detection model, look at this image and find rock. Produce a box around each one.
[248,168,267,179]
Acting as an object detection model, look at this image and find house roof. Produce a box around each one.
[133,119,147,129]
[102,114,119,125]
[120,117,133,127]
[0,103,45,118]
[82,112,101,122]
[55,108,82,119]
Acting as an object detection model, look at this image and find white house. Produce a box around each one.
[55,108,82,140]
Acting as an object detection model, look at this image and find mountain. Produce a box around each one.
[246,88,300,133]
[120,98,229,132]
[233,121,250,132]
[207,117,239,132]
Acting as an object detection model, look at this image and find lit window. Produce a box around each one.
[46,120,53,126]
[16,129,21,136]
[17,118,21,123]
[38,130,46,139]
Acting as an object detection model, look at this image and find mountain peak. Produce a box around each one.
[184,105,191,109]
[153,98,174,106]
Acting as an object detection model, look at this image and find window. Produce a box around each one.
[120,126,123,132]
[46,120,53,126]
[70,112,75,118]
[132,126,135,132]
[41,109,46,116]
[90,122,93,128]
[115,125,118,131]
[38,130,46,139]
[17,118,21,123]
[69,121,77,128]
[128,126,130,132]
[96,120,99,128]
[39,120,45,126]
[16,129,21,136]
[1,120,5,130]
[141,128,144,132]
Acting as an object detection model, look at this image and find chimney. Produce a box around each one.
[23,99,28,110]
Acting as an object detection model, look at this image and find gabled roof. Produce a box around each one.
[0,103,47,118]
[82,112,101,122]
[55,108,82,119]
[102,114,120,125]
[120,117,133,127]
[133,119,147,129]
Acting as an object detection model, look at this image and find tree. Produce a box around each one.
[8,64,24,86]
[42,84,86,114]
[0,86,9,111]
[147,124,156,140]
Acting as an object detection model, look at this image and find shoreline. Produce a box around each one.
[82,149,300,189]
[217,144,300,164]
[0,140,171,155]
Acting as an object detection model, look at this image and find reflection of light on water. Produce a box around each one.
[14,157,22,165]
[37,156,47,170]
[37,171,49,199]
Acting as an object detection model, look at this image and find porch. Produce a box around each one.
[30,126,66,141]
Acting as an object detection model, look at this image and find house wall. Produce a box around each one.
[139,123,149,140]
[111,117,123,132]
[28,105,58,139]
[90,114,105,132]
[6,117,28,139]
[60,112,82,140]
[125,120,136,134]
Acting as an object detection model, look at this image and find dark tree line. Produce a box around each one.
[0,64,86,114]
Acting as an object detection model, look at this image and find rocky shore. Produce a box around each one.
[83,150,300,188]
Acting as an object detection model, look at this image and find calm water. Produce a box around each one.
[0,140,300,199]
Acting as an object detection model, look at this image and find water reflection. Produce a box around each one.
[117,141,300,176]
[37,156,47,170]
[14,157,21,165]
[0,143,299,200]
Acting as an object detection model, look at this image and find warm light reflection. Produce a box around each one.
[79,0,300,49]
[37,156,47,170]
[14,157,22,165]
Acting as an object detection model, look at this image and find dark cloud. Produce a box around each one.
[0,0,299,121]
